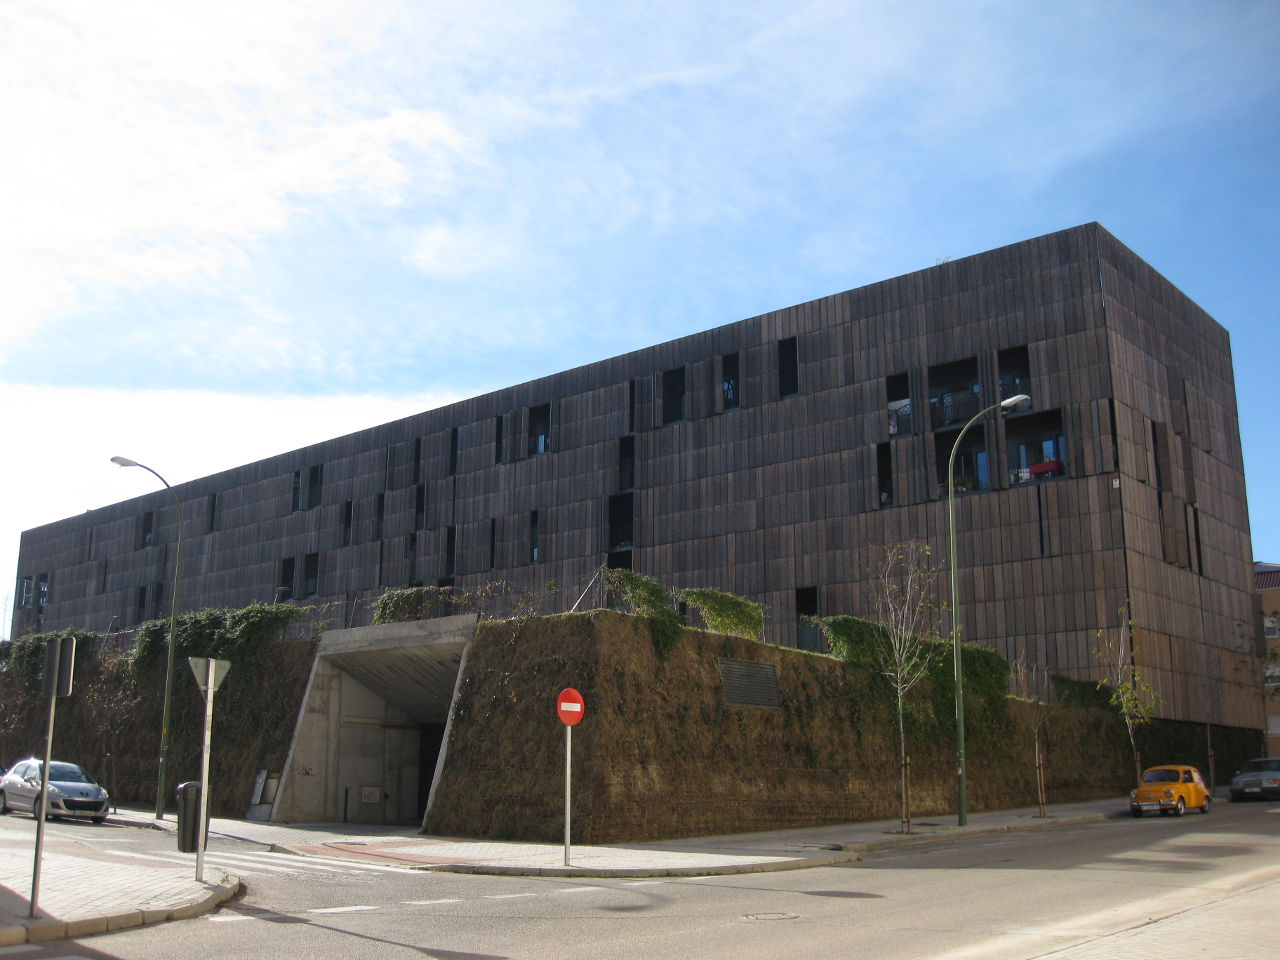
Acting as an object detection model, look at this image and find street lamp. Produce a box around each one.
[112,456,184,820]
[947,393,1030,826]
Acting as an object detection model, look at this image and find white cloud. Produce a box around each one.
[0,1,471,358]
[0,383,467,637]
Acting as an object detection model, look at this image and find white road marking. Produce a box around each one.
[307,905,378,914]
[622,880,666,886]
[553,886,604,893]
[485,893,539,899]
[403,898,463,905]
[208,916,258,922]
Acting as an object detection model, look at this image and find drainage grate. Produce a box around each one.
[718,658,783,709]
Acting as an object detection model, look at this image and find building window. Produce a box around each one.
[206,492,220,533]
[1265,616,1278,641]
[778,337,799,398]
[149,582,164,620]
[341,499,354,547]
[628,380,637,435]
[303,553,319,598]
[721,352,740,411]
[278,557,295,602]
[291,470,304,512]
[445,526,457,577]
[449,427,459,476]
[938,428,990,496]
[489,518,498,570]
[135,585,148,625]
[36,574,50,607]
[307,465,323,510]
[415,484,426,531]
[887,372,911,436]
[134,511,155,549]
[1007,410,1066,486]
[412,437,423,485]
[618,436,635,491]
[998,345,1031,405]
[608,493,634,552]
[928,357,981,429]
[795,586,821,650]
[529,510,540,563]
[528,403,551,456]
[494,415,504,464]
[373,493,385,541]
[19,576,32,608]
[662,367,686,425]
[877,442,893,507]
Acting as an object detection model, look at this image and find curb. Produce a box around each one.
[425,811,1119,878]
[0,879,240,946]
[433,850,861,878]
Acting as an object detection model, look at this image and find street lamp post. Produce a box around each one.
[947,393,1030,827]
[111,456,184,820]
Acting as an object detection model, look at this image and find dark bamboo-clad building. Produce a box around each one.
[12,223,1262,729]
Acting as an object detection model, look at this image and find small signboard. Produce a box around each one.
[557,688,585,726]
[188,657,231,695]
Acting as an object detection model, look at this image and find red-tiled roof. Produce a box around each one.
[1258,570,1280,591]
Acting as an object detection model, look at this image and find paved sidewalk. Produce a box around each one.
[0,795,1124,944]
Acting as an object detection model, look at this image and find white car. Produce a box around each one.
[0,758,110,823]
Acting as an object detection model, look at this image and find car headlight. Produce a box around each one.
[1163,789,1174,798]
[1129,790,1137,799]
[46,785,66,798]
[1264,778,1277,787]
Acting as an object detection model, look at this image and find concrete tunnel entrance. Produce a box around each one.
[268,614,477,825]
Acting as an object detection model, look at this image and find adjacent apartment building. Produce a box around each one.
[12,223,1262,731]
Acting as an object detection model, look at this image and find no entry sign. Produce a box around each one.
[557,688,585,726]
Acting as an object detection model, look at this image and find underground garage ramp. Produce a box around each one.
[269,614,477,825]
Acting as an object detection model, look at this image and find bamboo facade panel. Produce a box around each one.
[11,223,1257,732]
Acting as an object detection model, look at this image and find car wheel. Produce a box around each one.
[91,816,105,824]
[1200,798,1211,814]
[1174,797,1186,817]
[1130,808,1143,818]
[0,790,8,814]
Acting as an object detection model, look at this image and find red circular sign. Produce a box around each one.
[556,688,585,726]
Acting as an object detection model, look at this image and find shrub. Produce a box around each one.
[679,588,763,642]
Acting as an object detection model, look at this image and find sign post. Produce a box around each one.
[189,656,230,882]
[556,688,584,867]
[30,635,75,918]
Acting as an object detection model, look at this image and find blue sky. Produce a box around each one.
[3,1,1278,634]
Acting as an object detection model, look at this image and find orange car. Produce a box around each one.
[1129,765,1211,817]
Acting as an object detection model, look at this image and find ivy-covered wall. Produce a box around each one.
[3,605,1262,835]
[0,604,314,816]
[425,609,1265,843]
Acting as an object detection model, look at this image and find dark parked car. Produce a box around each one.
[0,758,110,822]
[1228,758,1280,801]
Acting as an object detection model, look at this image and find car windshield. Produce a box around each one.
[45,763,94,784]
[1142,769,1181,783]
[1240,759,1280,773]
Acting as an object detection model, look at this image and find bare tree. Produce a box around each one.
[1095,603,1160,784]
[873,542,946,834]
[1010,655,1064,817]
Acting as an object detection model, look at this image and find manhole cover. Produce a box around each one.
[744,913,800,921]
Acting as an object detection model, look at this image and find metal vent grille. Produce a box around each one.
[718,657,782,709]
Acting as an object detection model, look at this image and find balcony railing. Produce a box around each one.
[929,391,980,429]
